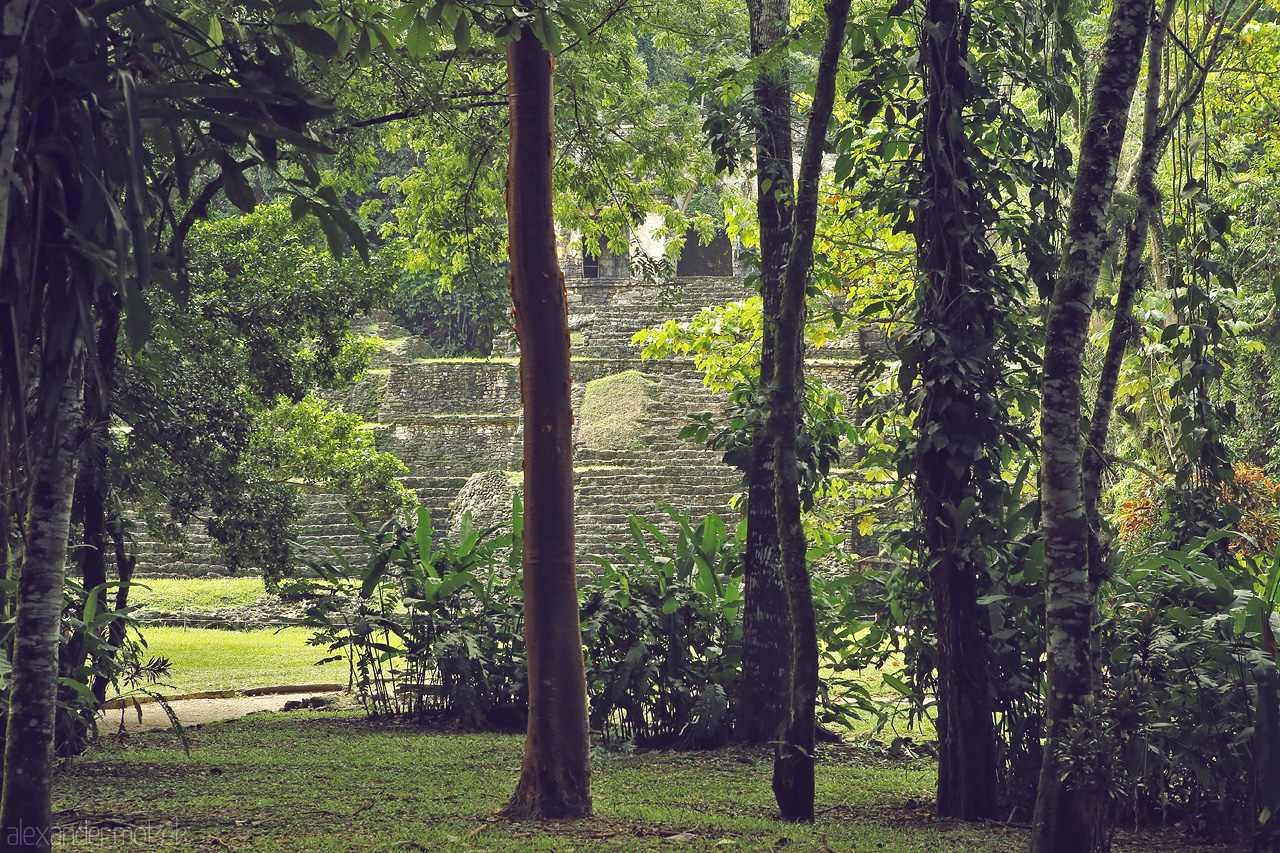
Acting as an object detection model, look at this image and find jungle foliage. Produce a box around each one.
[7,0,1280,846]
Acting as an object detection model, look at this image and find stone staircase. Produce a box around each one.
[130,275,871,578]
[573,362,744,563]
[567,276,755,360]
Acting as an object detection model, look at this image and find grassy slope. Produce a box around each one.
[58,713,1023,853]
[131,626,348,694]
[129,576,266,611]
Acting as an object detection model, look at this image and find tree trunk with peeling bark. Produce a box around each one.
[498,25,592,822]
[738,0,795,746]
[1031,1,1153,849]
[768,0,848,822]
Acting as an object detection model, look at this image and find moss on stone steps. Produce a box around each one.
[576,370,657,453]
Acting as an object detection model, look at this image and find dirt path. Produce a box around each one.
[99,689,347,734]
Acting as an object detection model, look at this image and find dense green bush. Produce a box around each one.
[581,508,745,748]
[292,502,755,745]
[286,505,526,728]
[1075,533,1280,844]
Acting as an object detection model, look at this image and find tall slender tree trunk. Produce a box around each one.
[0,0,32,267]
[739,0,795,745]
[1,354,83,853]
[1030,1,1153,850]
[1081,0,1173,684]
[912,0,1000,820]
[0,0,34,635]
[58,289,121,757]
[769,0,848,822]
[498,23,592,822]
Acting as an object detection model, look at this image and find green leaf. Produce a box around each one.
[314,210,346,258]
[558,7,588,41]
[276,23,340,57]
[222,161,256,213]
[533,7,561,54]
[354,28,372,64]
[59,678,99,710]
[406,14,432,59]
[882,672,915,699]
[453,14,471,53]
[416,506,436,577]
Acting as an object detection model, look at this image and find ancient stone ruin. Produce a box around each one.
[132,271,873,577]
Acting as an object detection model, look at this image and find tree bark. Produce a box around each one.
[498,24,592,822]
[58,285,122,756]
[739,0,795,746]
[913,0,999,820]
[0,0,32,268]
[1081,0,1173,685]
[0,0,34,639]
[1,354,83,853]
[1030,1,1153,850]
[769,0,848,822]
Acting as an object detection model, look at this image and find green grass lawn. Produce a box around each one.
[129,626,348,695]
[56,712,1028,853]
[129,576,266,611]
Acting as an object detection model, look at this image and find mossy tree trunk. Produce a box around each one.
[498,22,593,822]
[768,0,849,822]
[1080,0,1173,685]
[739,0,795,746]
[1031,0,1153,849]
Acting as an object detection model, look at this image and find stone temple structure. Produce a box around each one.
[131,243,876,576]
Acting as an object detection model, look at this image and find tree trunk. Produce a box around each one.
[912,0,1001,820]
[1081,0,1173,685]
[0,0,33,636]
[498,24,592,822]
[0,0,32,267]
[738,0,795,746]
[1,354,83,853]
[58,288,121,754]
[769,0,848,822]
[1030,1,1153,850]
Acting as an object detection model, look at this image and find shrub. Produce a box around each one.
[1089,533,1280,844]
[286,503,526,727]
[581,508,744,748]
[1115,464,1280,555]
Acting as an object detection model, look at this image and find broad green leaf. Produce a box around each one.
[406,14,432,59]
[276,23,340,57]
[222,161,256,213]
[416,506,436,577]
[453,14,471,53]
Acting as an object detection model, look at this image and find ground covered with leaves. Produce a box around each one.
[53,710,1237,852]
